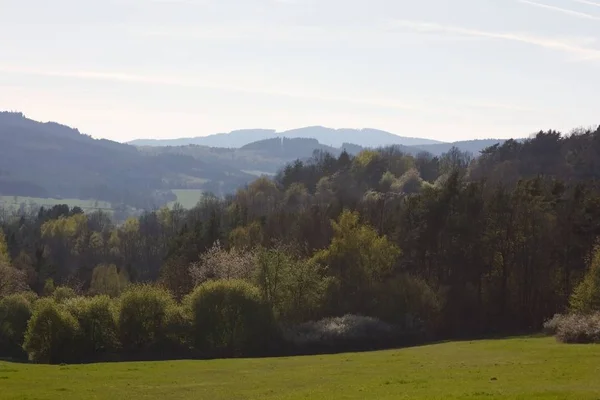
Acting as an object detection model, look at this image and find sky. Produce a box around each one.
[1,0,599,143]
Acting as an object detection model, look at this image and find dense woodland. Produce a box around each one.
[2,126,600,363]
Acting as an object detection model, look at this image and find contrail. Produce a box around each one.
[518,0,600,20]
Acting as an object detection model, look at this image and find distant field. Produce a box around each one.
[242,170,276,177]
[2,337,599,399]
[0,196,112,211]
[169,189,204,209]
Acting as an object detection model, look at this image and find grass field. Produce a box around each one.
[0,196,112,211]
[169,189,205,209]
[1,337,599,399]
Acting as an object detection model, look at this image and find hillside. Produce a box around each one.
[416,139,506,155]
[129,126,445,148]
[0,112,254,208]
[0,112,516,210]
[2,338,599,399]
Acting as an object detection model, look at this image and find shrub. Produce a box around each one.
[570,244,600,313]
[23,298,79,363]
[186,279,274,357]
[64,296,119,360]
[255,248,331,323]
[118,285,175,353]
[164,304,191,352]
[555,313,600,344]
[0,294,33,358]
[543,314,566,336]
[282,314,401,354]
[373,274,442,337]
[52,286,77,303]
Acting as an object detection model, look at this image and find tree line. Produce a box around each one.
[2,126,600,363]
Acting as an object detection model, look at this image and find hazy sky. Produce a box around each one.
[1,0,599,142]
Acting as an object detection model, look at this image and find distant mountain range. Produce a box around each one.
[128,127,446,149]
[0,111,509,210]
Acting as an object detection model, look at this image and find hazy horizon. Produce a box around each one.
[2,0,599,142]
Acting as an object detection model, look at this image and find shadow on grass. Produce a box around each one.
[0,332,552,366]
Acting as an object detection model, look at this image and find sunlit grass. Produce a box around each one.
[2,337,599,399]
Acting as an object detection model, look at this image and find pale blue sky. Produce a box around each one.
[1,0,599,142]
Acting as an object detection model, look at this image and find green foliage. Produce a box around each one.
[0,229,10,265]
[90,264,129,297]
[570,245,600,313]
[0,294,33,358]
[312,211,401,314]
[52,286,77,303]
[64,296,119,360]
[186,280,274,357]
[20,291,39,304]
[42,279,56,297]
[373,274,442,335]
[0,263,28,297]
[164,304,191,350]
[255,247,331,323]
[23,298,79,364]
[118,285,175,353]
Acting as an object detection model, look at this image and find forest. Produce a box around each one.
[1,126,600,364]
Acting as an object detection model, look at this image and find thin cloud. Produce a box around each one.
[565,0,600,8]
[518,0,600,20]
[0,64,540,116]
[0,65,427,113]
[391,20,600,61]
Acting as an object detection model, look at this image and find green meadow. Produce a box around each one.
[1,337,599,400]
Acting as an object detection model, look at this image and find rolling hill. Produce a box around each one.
[128,126,445,148]
[0,112,254,209]
[0,111,508,210]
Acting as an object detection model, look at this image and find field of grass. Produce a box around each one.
[1,337,599,399]
[242,170,276,177]
[0,196,112,211]
[169,189,205,209]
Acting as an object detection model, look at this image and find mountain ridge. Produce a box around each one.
[128,126,445,148]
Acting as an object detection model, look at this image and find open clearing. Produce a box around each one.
[1,337,599,399]
[0,196,112,211]
[169,189,204,209]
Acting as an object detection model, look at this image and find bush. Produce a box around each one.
[118,285,175,353]
[52,286,77,303]
[164,304,191,352]
[23,298,79,363]
[570,244,600,313]
[186,280,275,357]
[0,294,33,358]
[64,296,119,360]
[554,313,600,344]
[255,247,331,323]
[543,314,566,336]
[282,315,403,354]
[373,274,442,337]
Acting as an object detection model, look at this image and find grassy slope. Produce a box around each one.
[1,337,599,399]
[169,189,205,209]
